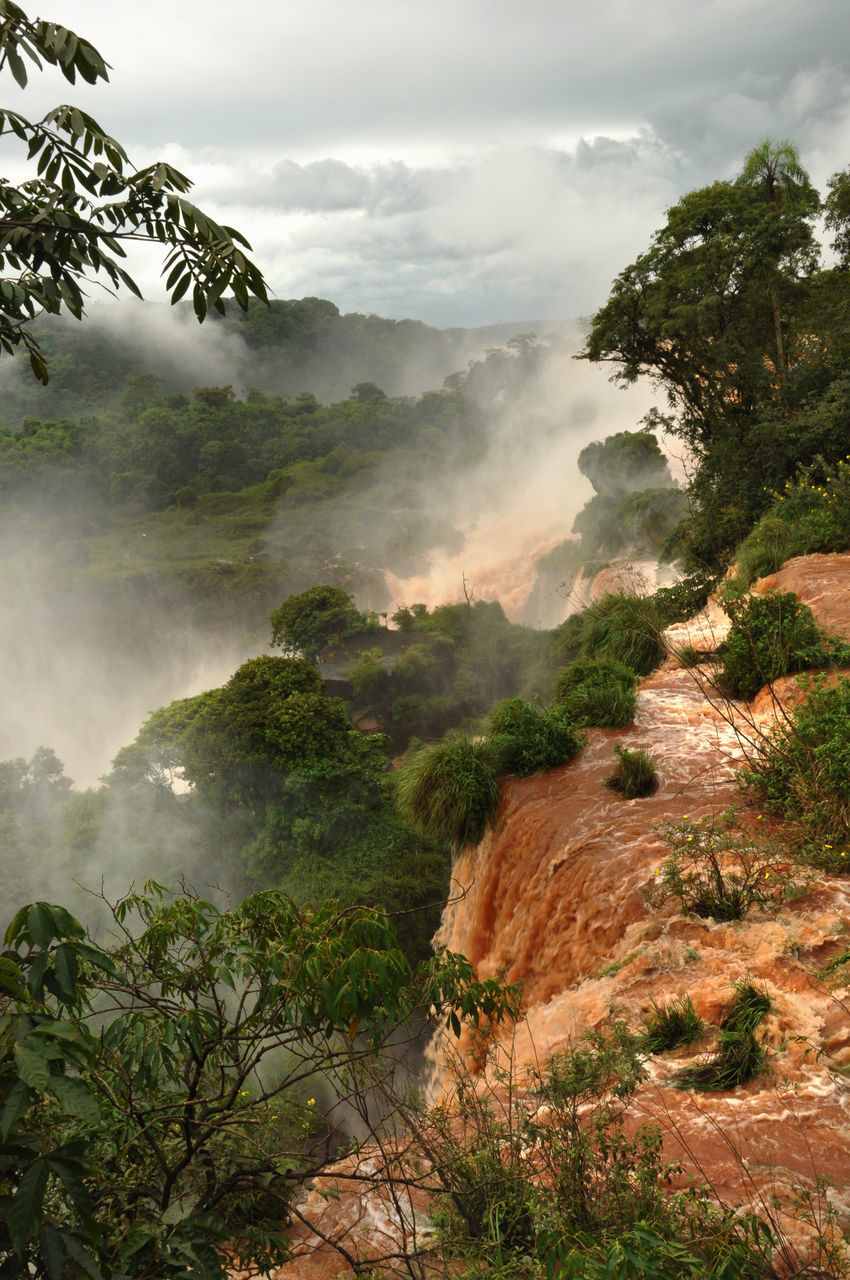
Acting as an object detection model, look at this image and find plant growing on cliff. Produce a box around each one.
[395,733,502,849]
[740,674,850,861]
[646,812,801,921]
[579,591,668,676]
[639,994,705,1053]
[409,1025,771,1279]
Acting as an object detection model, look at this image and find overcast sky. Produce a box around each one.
[12,0,850,326]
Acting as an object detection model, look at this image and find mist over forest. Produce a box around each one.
[0,299,662,790]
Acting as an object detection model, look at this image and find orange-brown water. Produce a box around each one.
[260,554,850,1277]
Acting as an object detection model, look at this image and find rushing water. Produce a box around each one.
[263,554,850,1277]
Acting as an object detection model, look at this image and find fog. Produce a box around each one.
[0,304,664,790]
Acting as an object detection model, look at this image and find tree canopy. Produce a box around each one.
[0,2,267,381]
[580,140,850,566]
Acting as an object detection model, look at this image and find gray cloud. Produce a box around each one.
[11,0,850,323]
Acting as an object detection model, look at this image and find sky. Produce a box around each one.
[10,0,850,327]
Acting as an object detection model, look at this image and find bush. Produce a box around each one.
[716,589,832,700]
[674,981,772,1092]
[579,591,667,675]
[605,744,658,798]
[741,674,850,860]
[639,994,705,1054]
[395,734,501,849]
[646,812,802,921]
[735,455,850,585]
[553,657,637,727]
[489,698,585,777]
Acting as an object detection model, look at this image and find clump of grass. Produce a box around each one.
[674,981,772,1091]
[646,812,803,921]
[396,733,501,849]
[605,745,657,799]
[579,592,667,676]
[639,995,705,1054]
[553,657,637,728]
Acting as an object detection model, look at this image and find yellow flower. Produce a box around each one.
[307,1098,315,1107]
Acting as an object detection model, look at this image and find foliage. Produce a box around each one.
[488,698,585,777]
[674,981,772,1092]
[0,887,519,1279]
[416,1026,770,1279]
[395,734,502,850]
[740,674,850,858]
[579,592,668,676]
[638,994,705,1054]
[571,430,684,559]
[605,744,658,799]
[0,4,266,381]
[553,656,637,727]
[270,585,371,663]
[735,454,850,584]
[646,812,803,921]
[581,142,837,568]
[716,589,834,700]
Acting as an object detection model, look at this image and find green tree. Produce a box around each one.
[0,3,267,382]
[582,142,820,566]
[0,889,519,1278]
[270,585,368,663]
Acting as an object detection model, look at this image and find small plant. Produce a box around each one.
[639,994,705,1054]
[489,698,585,778]
[553,657,637,728]
[395,733,501,849]
[674,981,772,1091]
[605,744,658,798]
[716,589,832,701]
[646,812,803,921]
[741,674,850,857]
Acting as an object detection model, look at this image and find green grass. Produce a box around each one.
[395,734,501,849]
[639,995,705,1054]
[553,657,637,727]
[605,745,658,799]
[674,981,772,1091]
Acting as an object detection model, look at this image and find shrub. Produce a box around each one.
[605,744,658,798]
[639,994,705,1054]
[646,812,802,921]
[741,674,850,859]
[488,698,584,777]
[395,734,501,849]
[716,589,834,700]
[735,455,850,585]
[553,657,637,727]
[674,981,772,1091]
[579,591,667,675]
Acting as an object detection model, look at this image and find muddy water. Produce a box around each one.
[262,555,850,1277]
[434,558,850,1247]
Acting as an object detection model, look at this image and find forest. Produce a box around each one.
[5,26,850,1272]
